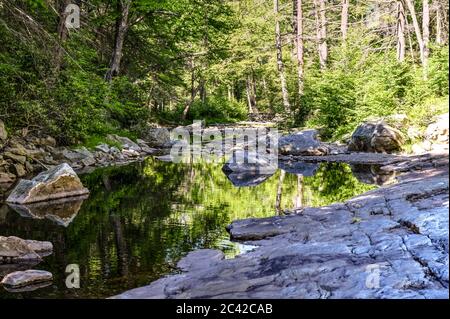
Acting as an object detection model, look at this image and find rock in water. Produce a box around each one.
[0,236,46,261]
[348,121,404,153]
[1,270,52,288]
[278,129,328,156]
[222,150,277,175]
[6,163,89,204]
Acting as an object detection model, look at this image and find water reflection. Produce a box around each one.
[0,158,382,298]
[7,195,88,227]
[350,164,396,186]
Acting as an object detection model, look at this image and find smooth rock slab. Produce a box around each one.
[6,163,89,204]
[1,270,52,288]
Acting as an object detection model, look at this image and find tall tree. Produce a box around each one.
[54,0,71,74]
[274,0,291,112]
[434,0,443,44]
[405,0,425,65]
[313,0,328,69]
[295,0,304,97]
[105,0,132,82]
[396,0,406,62]
[341,0,349,41]
[422,0,430,70]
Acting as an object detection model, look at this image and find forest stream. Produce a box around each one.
[0,156,389,299]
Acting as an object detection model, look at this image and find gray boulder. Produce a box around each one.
[1,270,52,288]
[63,147,94,162]
[348,121,404,153]
[279,129,328,156]
[0,236,50,261]
[143,128,172,147]
[6,163,89,204]
[95,143,110,153]
[107,134,141,152]
[223,150,277,175]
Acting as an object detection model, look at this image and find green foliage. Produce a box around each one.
[187,97,247,124]
[296,31,449,140]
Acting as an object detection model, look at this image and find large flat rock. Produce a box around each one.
[113,154,449,299]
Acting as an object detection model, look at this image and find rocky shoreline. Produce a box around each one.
[113,152,449,299]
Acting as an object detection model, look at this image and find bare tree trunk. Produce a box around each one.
[294,174,304,208]
[405,15,417,67]
[435,1,443,44]
[54,0,71,73]
[246,77,254,113]
[251,71,258,113]
[341,0,349,41]
[313,0,328,69]
[422,0,430,71]
[397,0,406,61]
[105,0,131,82]
[275,170,286,215]
[405,0,425,65]
[296,0,304,97]
[274,0,291,113]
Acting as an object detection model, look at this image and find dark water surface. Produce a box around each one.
[0,157,388,298]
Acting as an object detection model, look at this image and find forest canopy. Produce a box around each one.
[0,0,448,144]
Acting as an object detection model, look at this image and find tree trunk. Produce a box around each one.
[296,0,304,97]
[246,77,254,113]
[405,0,425,65]
[251,71,258,112]
[54,0,71,73]
[275,170,286,215]
[105,0,131,82]
[313,0,328,69]
[274,0,291,113]
[422,0,430,71]
[341,0,349,41]
[294,174,304,208]
[435,1,443,44]
[397,0,406,62]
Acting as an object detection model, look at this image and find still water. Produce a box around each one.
[0,157,389,298]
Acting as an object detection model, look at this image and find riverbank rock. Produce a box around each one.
[0,236,51,262]
[279,129,328,156]
[348,121,404,153]
[222,150,277,175]
[1,270,52,288]
[143,127,172,147]
[107,134,141,152]
[411,113,449,155]
[425,113,449,143]
[6,163,89,204]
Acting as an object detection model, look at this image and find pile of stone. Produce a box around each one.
[1,119,169,194]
